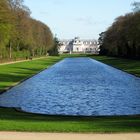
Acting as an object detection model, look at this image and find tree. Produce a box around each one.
[0,0,54,61]
[99,12,140,59]
[132,1,140,13]
[98,32,108,55]
[0,0,14,59]
[48,37,60,56]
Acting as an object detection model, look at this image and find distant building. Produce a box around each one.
[59,37,100,54]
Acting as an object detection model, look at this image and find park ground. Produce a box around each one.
[0,54,140,132]
[0,132,140,140]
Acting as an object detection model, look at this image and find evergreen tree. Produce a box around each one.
[48,37,60,56]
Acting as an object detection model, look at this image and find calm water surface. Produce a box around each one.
[0,58,140,116]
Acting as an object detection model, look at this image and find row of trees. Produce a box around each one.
[0,0,55,61]
[99,2,140,59]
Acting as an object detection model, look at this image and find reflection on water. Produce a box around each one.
[0,58,140,116]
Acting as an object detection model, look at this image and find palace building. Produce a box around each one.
[59,37,100,54]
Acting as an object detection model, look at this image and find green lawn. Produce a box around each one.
[90,55,140,77]
[0,54,88,93]
[0,54,140,132]
[0,108,140,132]
[0,56,64,93]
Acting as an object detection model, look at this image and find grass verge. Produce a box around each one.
[90,55,140,77]
[0,108,140,132]
[0,54,88,93]
[0,56,65,93]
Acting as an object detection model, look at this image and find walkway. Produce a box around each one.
[0,57,46,66]
[0,132,140,140]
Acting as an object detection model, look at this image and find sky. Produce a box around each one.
[24,0,136,39]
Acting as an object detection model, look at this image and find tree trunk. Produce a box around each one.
[9,41,12,59]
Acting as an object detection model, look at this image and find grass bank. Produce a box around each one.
[0,54,87,93]
[0,56,63,93]
[0,54,140,132]
[0,108,140,132]
[90,55,140,77]
[0,54,139,93]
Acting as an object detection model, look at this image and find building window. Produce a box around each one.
[77,48,79,51]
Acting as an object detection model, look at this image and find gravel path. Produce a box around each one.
[0,132,140,140]
[0,57,46,66]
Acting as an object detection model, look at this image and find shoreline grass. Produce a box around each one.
[0,54,140,132]
[90,55,140,77]
[0,54,87,93]
[0,56,63,93]
[0,108,140,132]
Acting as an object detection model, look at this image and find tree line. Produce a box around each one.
[0,0,55,61]
[99,2,140,59]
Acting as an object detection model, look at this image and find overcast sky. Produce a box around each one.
[24,0,134,39]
